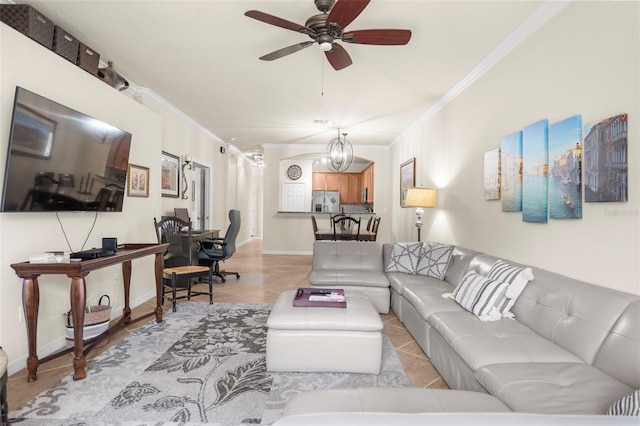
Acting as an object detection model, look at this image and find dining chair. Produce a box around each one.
[365,216,373,231]
[154,216,213,312]
[311,215,320,240]
[332,216,361,241]
[371,217,381,241]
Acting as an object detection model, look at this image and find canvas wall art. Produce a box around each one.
[549,115,582,219]
[500,131,523,212]
[522,119,549,223]
[484,148,501,200]
[583,113,628,202]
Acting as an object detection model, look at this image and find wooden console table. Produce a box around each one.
[10,243,169,382]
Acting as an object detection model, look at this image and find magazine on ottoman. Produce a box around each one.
[293,288,346,308]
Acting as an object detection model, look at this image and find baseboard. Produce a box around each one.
[7,290,157,376]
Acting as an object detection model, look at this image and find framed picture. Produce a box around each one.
[161,151,180,198]
[11,104,56,159]
[127,163,149,197]
[400,157,416,207]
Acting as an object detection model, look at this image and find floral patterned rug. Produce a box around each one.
[10,302,410,425]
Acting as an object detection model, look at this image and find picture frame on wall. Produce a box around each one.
[11,104,56,159]
[161,151,180,198]
[127,163,149,198]
[400,157,416,207]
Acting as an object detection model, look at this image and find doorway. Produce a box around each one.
[192,161,211,230]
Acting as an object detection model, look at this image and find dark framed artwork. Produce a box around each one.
[161,151,180,198]
[127,163,149,198]
[584,113,628,202]
[11,104,56,159]
[400,157,416,207]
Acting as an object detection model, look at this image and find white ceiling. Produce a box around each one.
[20,0,546,155]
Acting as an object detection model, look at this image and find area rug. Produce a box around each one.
[10,301,410,425]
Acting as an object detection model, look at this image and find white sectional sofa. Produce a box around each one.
[282,241,640,423]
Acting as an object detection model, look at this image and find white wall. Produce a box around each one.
[392,1,639,294]
[0,24,163,372]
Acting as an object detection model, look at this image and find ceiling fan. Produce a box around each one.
[245,0,412,71]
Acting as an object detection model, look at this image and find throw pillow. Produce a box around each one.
[607,389,639,416]
[385,242,423,275]
[415,242,454,280]
[451,271,509,321]
[486,260,534,315]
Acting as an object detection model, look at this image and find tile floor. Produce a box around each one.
[7,237,447,412]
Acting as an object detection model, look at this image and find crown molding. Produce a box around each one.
[392,0,571,146]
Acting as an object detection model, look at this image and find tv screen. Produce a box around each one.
[1,87,132,212]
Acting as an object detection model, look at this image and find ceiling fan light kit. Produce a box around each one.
[245,0,411,71]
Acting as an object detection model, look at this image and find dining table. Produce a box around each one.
[315,228,377,241]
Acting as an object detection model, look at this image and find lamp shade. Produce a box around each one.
[405,187,436,208]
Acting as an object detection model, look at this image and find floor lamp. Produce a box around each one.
[405,187,436,242]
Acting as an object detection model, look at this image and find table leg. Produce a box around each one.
[122,260,132,322]
[70,276,86,380]
[22,276,40,382]
[154,252,164,323]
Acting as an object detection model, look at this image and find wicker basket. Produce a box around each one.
[52,25,79,63]
[77,42,100,75]
[64,295,111,327]
[0,4,54,49]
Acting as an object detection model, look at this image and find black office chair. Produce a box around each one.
[154,216,213,311]
[198,209,241,283]
[332,216,361,241]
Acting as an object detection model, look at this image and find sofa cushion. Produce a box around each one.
[415,242,454,280]
[475,362,634,415]
[402,281,465,321]
[310,270,389,288]
[486,260,534,316]
[312,241,384,272]
[283,388,510,416]
[607,389,640,416]
[428,311,583,370]
[385,242,423,274]
[451,271,509,321]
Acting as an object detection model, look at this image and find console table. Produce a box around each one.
[10,242,169,382]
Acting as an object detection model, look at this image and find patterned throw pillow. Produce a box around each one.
[385,242,423,275]
[451,271,509,321]
[415,242,454,280]
[486,260,535,315]
[607,389,640,416]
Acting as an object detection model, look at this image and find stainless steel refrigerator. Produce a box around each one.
[312,191,340,213]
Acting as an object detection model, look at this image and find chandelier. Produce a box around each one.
[326,128,354,173]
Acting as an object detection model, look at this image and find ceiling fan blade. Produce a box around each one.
[342,29,412,45]
[325,43,353,71]
[245,10,313,35]
[326,0,371,29]
[259,42,314,61]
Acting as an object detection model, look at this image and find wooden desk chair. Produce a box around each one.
[154,216,213,312]
[332,216,361,241]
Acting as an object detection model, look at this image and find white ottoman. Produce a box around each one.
[267,290,383,374]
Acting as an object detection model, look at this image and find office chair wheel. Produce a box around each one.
[235,273,240,279]
[221,276,226,283]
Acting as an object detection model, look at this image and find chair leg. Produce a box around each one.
[213,261,226,283]
[171,272,177,312]
[208,268,213,304]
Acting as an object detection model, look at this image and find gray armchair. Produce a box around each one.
[198,209,241,283]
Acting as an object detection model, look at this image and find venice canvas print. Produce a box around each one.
[500,131,523,212]
[549,115,582,219]
[522,119,549,223]
[484,148,501,200]
[583,113,628,202]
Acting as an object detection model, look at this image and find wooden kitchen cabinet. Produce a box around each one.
[325,173,340,191]
[362,163,374,203]
[312,173,326,190]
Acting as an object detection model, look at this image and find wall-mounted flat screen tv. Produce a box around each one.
[1,87,132,212]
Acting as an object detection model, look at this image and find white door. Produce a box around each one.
[282,182,305,212]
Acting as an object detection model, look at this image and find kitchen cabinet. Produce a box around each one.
[325,173,340,191]
[362,164,374,203]
[312,173,326,190]
[313,172,341,191]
